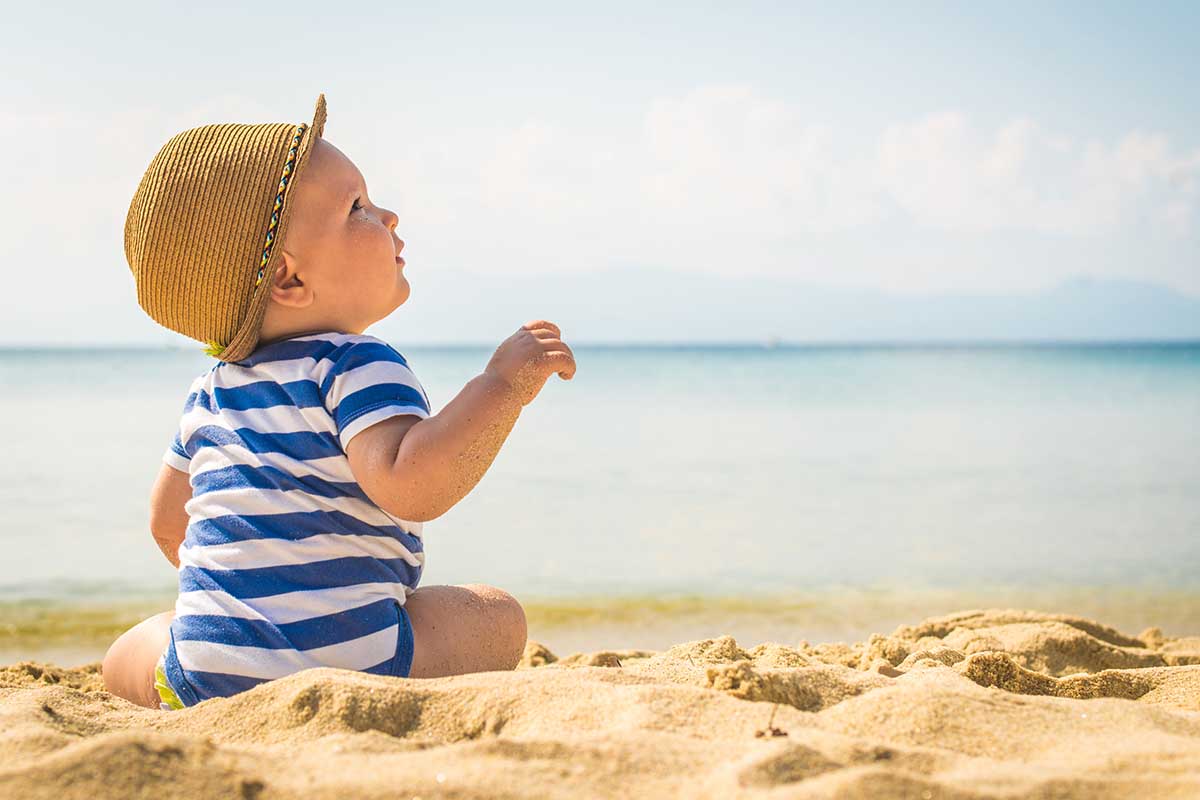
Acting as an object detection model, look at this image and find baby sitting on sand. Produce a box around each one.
[103,94,575,710]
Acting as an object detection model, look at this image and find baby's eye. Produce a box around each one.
[351,198,365,214]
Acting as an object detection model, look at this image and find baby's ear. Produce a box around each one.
[268,252,313,308]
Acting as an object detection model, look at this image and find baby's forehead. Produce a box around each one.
[305,139,363,203]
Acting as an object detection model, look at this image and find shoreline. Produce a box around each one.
[6,584,1200,667]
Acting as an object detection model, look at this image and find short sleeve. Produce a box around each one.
[163,428,190,473]
[321,338,432,450]
[162,374,207,473]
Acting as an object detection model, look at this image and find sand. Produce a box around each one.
[2,608,1199,799]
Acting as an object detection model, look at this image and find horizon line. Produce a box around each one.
[2,337,1200,352]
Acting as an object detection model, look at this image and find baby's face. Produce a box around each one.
[268,138,408,335]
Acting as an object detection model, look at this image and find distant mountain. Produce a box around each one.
[385,269,1200,343]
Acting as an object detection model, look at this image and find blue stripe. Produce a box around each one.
[230,337,352,369]
[184,424,342,461]
[179,669,270,700]
[318,342,412,396]
[180,556,423,598]
[170,430,188,459]
[191,463,370,502]
[211,379,323,411]
[372,601,414,677]
[186,510,423,552]
[184,388,217,415]
[333,383,430,430]
[173,598,401,651]
[183,381,326,416]
[361,659,398,676]
[163,631,202,707]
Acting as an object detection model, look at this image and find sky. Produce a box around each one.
[1,1,1197,345]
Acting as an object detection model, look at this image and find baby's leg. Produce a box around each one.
[404,584,527,678]
[100,586,524,703]
[102,610,174,709]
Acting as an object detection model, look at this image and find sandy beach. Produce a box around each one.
[2,607,1198,799]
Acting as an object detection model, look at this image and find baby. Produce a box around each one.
[102,93,576,710]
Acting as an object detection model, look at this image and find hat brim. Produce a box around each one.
[214,93,327,363]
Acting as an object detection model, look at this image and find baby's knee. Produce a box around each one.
[100,611,174,708]
[101,627,141,702]
[463,584,527,663]
[497,590,528,652]
[100,638,123,694]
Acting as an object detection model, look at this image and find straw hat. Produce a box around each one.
[124,93,328,362]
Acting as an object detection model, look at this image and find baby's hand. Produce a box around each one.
[485,320,577,405]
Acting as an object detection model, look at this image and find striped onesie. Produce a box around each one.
[155,332,431,708]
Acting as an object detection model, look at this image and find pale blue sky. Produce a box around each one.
[1,1,1197,345]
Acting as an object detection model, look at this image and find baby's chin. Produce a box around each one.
[390,276,412,310]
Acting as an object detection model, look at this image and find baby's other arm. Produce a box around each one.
[347,320,576,522]
[149,462,190,568]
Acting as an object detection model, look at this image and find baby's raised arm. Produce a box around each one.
[346,320,576,522]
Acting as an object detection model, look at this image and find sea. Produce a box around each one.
[1,342,1198,663]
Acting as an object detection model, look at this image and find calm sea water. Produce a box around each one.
[1,343,1198,658]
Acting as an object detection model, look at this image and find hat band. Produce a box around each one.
[204,122,308,359]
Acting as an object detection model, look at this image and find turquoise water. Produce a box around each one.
[1,343,1198,602]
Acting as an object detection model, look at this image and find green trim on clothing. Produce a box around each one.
[154,660,184,711]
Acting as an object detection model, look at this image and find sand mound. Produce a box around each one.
[856,608,1200,676]
[0,662,106,693]
[2,608,1200,799]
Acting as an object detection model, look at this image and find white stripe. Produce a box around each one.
[180,532,423,570]
[176,582,408,625]
[381,510,424,538]
[175,623,399,679]
[184,484,395,524]
[209,355,332,391]
[340,405,429,450]
[176,587,273,622]
[163,447,190,473]
[338,356,424,394]
[287,332,373,347]
[327,358,425,411]
[188,437,352,484]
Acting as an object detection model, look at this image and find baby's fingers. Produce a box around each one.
[538,337,572,355]
[539,337,574,364]
[538,349,576,380]
[523,319,561,337]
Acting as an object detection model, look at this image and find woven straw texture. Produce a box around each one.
[123,93,327,362]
